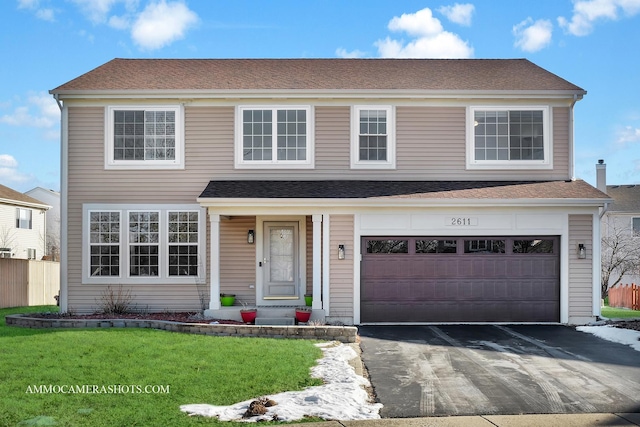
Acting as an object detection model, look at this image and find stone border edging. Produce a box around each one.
[5,314,358,343]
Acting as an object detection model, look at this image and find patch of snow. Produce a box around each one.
[180,342,382,422]
[577,325,640,352]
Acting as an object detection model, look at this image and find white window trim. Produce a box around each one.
[466,106,552,170]
[104,105,185,170]
[234,105,315,169]
[82,204,206,285]
[351,105,396,169]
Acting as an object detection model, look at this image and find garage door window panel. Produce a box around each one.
[366,239,408,254]
[416,239,457,254]
[464,239,505,254]
[513,239,554,254]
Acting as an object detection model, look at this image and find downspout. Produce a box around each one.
[569,93,579,181]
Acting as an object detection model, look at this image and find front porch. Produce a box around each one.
[203,213,334,323]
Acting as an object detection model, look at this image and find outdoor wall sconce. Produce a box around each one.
[247,230,254,244]
[578,243,586,259]
[338,244,345,260]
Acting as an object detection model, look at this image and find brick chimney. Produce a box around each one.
[596,159,606,193]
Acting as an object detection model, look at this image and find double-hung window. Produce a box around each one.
[351,106,395,169]
[235,106,314,168]
[467,106,551,169]
[84,205,204,283]
[16,208,32,229]
[105,106,184,169]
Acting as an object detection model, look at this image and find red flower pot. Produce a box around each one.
[240,309,257,324]
[295,309,312,323]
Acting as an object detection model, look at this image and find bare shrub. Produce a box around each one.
[96,285,134,314]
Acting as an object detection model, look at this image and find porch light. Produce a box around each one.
[338,244,345,260]
[247,230,255,244]
[578,243,586,259]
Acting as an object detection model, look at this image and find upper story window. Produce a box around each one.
[105,106,184,170]
[351,106,395,169]
[235,106,314,169]
[467,106,551,170]
[16,208,32,229]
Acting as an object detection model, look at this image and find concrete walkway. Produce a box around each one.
[287,413,640,426]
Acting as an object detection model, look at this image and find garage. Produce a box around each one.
[360,236,560,323]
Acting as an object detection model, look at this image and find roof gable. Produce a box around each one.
[51,58,585,94]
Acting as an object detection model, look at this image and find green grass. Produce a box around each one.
[601,305,640,319]
[0,306,323,426]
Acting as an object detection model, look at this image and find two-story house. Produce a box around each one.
[597,160,640,288]
[50,58,609,324]
[25,187,61,260]
[0,183,49,260]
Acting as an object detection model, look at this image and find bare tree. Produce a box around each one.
[0,225,16,253]
[601,219,640,299]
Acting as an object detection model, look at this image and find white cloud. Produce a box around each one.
[0,154,33,186]
[513,18,553,52]
[0,92,59,133]
[70,0,119,24]
[437,3,475,26]
[0,154,18,168]
[558,0,640,36]
[108,14,130,30]
[131,0,199,50]
[335,48,366,58]
[17,0,55,21]
[374,7,473,58]
[617,125,640,144]
[388,8,443,36]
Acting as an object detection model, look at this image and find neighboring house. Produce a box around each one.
[597,161,640,287]
[25,187,60,260]
[0,183,49,260]
[50,58,610,324]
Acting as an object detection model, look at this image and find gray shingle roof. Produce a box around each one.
[606,185,640,212]
[51,58,585,94]
[199,180,607,201]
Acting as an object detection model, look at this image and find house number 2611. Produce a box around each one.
[447,217,478,226]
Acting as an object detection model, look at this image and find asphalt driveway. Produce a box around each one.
[359,325,640,418]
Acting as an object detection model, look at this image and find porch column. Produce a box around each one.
[322,214,330,313]
[209,213,221,310]
[312,214,322,310]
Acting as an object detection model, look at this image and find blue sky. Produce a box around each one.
[1,0,639,193]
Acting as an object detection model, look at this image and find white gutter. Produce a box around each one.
[50,88,587,100]
[0,198,50,210]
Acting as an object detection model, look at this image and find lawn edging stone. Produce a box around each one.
[5,314,358,343]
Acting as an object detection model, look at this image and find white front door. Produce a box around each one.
[263,221,299,299]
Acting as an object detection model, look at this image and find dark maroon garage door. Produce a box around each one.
[360,236,560,323]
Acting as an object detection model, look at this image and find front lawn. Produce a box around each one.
[0,306,323,426]
[601,305,640,319]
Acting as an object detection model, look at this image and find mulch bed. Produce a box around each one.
[28,312,244,325]
[606,319,640,332]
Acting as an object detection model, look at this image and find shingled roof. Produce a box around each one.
[606,185,640,212]
[51,58,585,94]
[0,183,49,208]
[199,180,608,203]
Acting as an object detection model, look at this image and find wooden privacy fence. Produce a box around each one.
[0,259,60,308]
[608,283,639,311]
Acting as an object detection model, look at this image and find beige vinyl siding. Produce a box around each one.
[329,215,354,317]
[185,105,571,181]
[220,216,256,305]
[66,107,214,312]
[568,214,593,318]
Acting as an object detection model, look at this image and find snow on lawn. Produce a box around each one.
[180,342,382,422]
[577,324,640,352]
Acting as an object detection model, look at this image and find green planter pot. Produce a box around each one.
[304,294,313,307]
[220,294,236,306]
